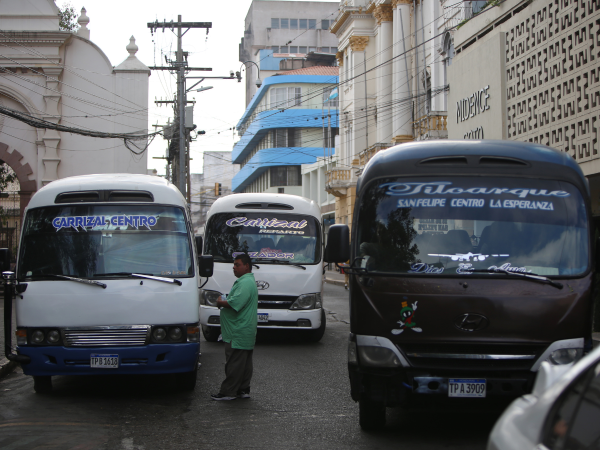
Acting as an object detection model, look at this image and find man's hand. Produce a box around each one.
[216,295,231,309]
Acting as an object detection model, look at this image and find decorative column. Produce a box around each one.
[41,67,62,185]
[349,35,369,158]
[374,4,393,144]
[392,0,414,144]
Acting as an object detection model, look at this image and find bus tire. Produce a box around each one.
[33,376,52,394]
[305,309,326,342]
[202,325,221,342]
[359,394,386,430]
[178,366,198,391]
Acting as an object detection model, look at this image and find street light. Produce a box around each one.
[196,86,213,92]
[240,61,262,88]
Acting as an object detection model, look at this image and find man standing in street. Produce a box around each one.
[211,253,258,401]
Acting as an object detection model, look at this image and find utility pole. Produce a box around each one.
[148,17,212,197]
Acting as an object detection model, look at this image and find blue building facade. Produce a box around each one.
[232,73,339,194]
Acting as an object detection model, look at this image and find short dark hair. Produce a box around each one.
[234,253,252,271]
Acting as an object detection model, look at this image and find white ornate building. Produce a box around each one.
[0,0,150,219]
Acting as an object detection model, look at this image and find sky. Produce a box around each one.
[59,0,336,177]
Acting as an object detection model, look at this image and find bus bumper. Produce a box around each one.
[201,305,323,329]
[17,343,199,376]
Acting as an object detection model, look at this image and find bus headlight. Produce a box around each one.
[47,330,61,344]
[549,348,583,365]
[168,327,183,341]
[358,346,402,368]
[200,290,222,307]
[290,293,321,310]
[31,330,45,344]
[152,327,167,342]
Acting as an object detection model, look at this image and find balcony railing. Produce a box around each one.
[358,143,393,167]
[325,167,353,197]
[412,113,448,141]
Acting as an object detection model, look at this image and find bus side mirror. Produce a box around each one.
[195,236,203,256]
[198,255,214,278]
[324,225,350,263]
[0,248,10,273]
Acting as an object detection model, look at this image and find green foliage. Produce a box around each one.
[57,2,79,32]
[0,162,16,194]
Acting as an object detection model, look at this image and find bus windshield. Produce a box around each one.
[356,177,589,276]
[18,205,193,279]
[205,212,321,264]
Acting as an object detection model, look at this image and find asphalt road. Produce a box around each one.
[0,283,509,449]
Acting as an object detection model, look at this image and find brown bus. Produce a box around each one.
[325,140,595,430]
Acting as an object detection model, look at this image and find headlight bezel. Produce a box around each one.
[290,293,322,310]
[548,348,583,365]
[200,289,222,307]
[23,328,63,346]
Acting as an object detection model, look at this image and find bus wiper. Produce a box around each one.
[253,258,306,270]
[94,272,182,286]
[45,274,107,289]
[468,268,563,289]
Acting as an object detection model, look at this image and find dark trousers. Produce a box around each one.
[220,341,253,396]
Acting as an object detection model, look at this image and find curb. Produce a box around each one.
[324,278,346,287]
[0,358,16,380]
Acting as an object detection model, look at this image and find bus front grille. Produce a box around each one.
[62,326,150,347]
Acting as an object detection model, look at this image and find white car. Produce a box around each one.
[487,344,600,450]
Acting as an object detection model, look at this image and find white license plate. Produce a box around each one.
[257,313,269,323]
[90,354,119,368]
[448,379,486,398]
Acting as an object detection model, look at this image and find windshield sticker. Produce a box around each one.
[450,198,485,207]
[428,252,509,262]
[226,217,308,229]
[408,263,444,274]
[258,229,305,235]
[487,263,530,273]
[381,182,570,199]
[491,200,554,210]
[398,198,446,208]
[457,263,474,274]
[52,215,157,231]
[232,249,294,259]
[391,300,422,335]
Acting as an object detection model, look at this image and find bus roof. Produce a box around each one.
[207,193,320,218]
[26,174,186,210]
[359,140,588,194]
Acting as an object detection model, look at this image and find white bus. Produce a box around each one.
[9,174,212,393]
[200,194,326,342]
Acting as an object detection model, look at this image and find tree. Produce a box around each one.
[57,2,79,32]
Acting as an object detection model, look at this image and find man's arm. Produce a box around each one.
[216,296,231,309]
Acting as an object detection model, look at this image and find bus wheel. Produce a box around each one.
[178,366,198,391]
[33,376,52,394]
[359,394,386,430]
[305,309,326,342]
[202,325,221,342]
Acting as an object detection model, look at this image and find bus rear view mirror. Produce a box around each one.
[0,249,10,273]
[325,225,350,263]
[195,236,203,255]
[198,255,214,278]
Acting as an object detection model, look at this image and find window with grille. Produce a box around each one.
[322,19,329,29]
[281,18,289,29]
[299,46,307,54]
[299,19,307,29]
[271,18,279,29]
[270,166,301,187]
[280,46,289,53]
[290,46,298,53]
[269,87,302,109]
[271,46,279,53]
[290,19,298,29]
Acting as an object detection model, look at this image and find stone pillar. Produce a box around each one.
[41,67,62,185]
[349,36,369,158]
[374,5,393,144]
[392,0,414,144]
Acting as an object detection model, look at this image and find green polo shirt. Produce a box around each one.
[220,272,259,350]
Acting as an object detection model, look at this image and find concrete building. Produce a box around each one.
[239,0,340,105]
[231,67,339,196]
[190,151,239,235]
[326,0,484,230]
[447,0,600,217]
[0,0,150,220]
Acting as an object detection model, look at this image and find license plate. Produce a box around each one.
[257,313,269,323]
[448,379,486,398]
[90,354,119,368]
